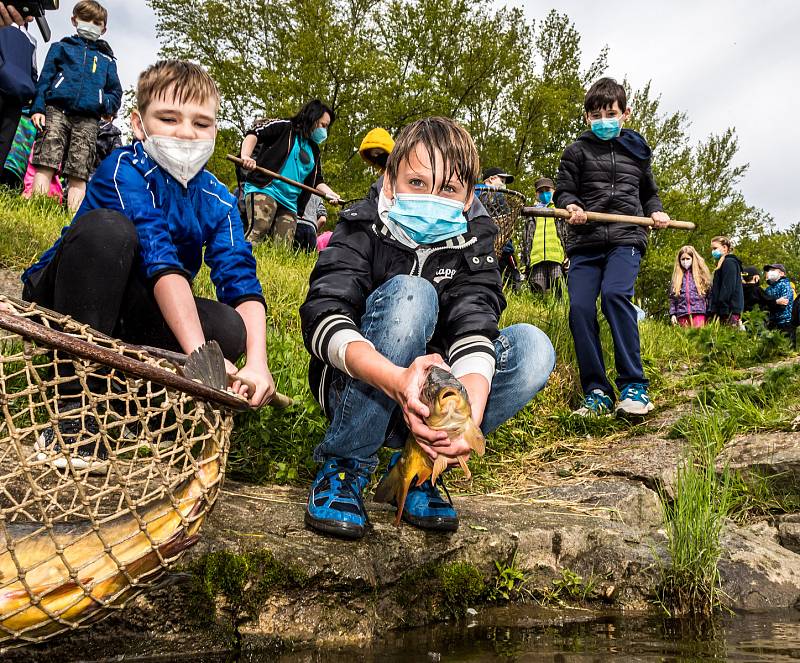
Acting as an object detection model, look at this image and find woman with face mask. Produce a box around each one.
[668,246,712,327]
[708,236,744,326]
[239,99,342,245]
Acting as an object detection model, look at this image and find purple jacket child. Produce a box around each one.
[669,270,709,318]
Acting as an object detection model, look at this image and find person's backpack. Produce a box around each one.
[0,26,36,101]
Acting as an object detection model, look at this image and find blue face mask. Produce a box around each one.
[711,249,723,260]
[311,127,328,144]
[388,193,467,244]
[590,117,622,141]
[538,191,553,205]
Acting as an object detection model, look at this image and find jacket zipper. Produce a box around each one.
[410,239,477,277]
[607,142,616,244]
[76,46,88,108]
[684,271,692,316]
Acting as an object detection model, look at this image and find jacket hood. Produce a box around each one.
[62,34,115,59]
[577,128,652,160]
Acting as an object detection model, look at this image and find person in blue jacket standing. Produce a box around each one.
[22,60,276,474]
[29,0,122,212]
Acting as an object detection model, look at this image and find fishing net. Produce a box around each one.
[477,188,527,256]
[0,296,246,647]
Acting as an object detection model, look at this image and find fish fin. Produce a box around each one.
[457,455,471,480]
[180,340,227,390]
[431,455,448,486]
[394,474,415,527]
[464,418,486,456]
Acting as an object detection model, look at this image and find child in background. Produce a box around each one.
[294,194,327,252]
[93,113,122,171]
[669,245,711,327]
[763,263,794,339]
[29,0,122,212]
[556,77,670,417]
[708,236,744,326]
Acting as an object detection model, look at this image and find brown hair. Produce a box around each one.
[584,77,626,114]
[671,245,712,297]
[73,0,108,25]
[385,117,479,197]
[136,60,220,115]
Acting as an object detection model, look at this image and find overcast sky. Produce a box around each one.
[35,1,799,228]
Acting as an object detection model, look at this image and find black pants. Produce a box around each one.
[0,93,23,171]
[23,210,247,397]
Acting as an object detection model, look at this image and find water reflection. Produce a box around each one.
[264,608,800,662]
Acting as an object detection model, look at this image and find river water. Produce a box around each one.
[266,607,800,662]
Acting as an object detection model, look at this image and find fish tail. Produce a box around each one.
[373,462,402,504]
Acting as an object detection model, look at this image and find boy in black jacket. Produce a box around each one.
[556,78,670,417]
[300,117,555,539]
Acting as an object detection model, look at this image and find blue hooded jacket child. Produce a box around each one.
[31,34,122,118]
[23,142,264,309]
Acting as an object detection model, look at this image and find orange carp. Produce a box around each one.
[373,366,485,525]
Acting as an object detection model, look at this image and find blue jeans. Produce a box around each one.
[313,275,556,470]
[567,246,645,396]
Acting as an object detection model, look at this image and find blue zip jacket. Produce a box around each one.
[765,276,794,325]
[24,142,264,308]
[31,35,122,118]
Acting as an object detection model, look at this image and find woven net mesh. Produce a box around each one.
[0,297,234,646]
[477,188,527,256]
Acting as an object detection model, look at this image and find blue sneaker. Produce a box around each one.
[572,389,613,417]
[616,383,654,417]
[305,457,371,539]
[382,452,459,532]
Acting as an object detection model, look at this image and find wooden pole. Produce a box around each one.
[227,154,341,206]
[520,206,695,230]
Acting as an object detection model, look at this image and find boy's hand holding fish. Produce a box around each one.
[344,342,484,463]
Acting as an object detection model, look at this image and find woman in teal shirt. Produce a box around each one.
[240,99,341,244]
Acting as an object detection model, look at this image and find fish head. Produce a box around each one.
[422,366,471,428]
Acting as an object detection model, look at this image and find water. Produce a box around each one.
[120,607,800,662]
[269,607,800,662]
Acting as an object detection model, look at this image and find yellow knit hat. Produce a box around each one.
[359,128,395,165]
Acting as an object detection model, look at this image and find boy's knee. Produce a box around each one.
[500,323,555,396]
[70,209,138,254]
[600,289,632,311]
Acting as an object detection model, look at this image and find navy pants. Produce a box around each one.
[567,246,646,396]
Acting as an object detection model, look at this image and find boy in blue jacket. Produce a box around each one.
[23,60,275,473]
[29,0,122,212]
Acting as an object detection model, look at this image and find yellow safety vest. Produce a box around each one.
[529,204,564,265]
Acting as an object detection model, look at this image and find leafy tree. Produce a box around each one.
[147,0,775,317]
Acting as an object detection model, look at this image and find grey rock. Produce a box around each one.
[717,432,800,492]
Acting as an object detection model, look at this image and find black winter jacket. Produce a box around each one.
[244,119,324,214]
[709,254,744,317]
[300,197,506,409]
[555,129,663,256]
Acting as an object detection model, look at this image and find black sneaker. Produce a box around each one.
[34,401,108,475]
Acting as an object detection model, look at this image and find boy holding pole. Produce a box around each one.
[555,77,670,417]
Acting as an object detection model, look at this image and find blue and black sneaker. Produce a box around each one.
[615,382,654,417]
[305,457,371,539]
[383,452,459,532]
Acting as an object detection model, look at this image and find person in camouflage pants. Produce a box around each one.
[245,191,296,245]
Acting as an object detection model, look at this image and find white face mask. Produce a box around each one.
[76,20,103,41]
[766,270,780,283]
[680,258,692,270]
[137,117,215,187]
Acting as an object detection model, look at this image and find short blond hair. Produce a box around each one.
[136,60,220,115]
[73,0,107,26]
[385,117,479,196]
